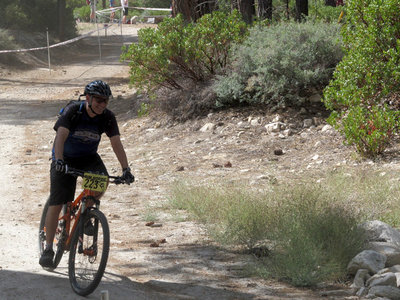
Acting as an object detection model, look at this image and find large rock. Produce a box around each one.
[367,285,400,299]
[347,250,386,275]
[366,272,397,288]
[362,220,400,246]
[369,242,400,267]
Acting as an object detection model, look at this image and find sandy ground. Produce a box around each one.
[0,23,367,299]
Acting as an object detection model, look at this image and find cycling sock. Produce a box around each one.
[45,243,53,251]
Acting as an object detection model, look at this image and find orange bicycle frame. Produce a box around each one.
[58,188,98,249]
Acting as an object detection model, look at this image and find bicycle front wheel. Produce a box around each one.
[68,209,110,296]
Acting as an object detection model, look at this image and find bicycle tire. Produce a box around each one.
[38,197,67,269]
[68,209,110,296]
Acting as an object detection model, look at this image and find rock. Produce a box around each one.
[283,129,293,137]
[362,220,400,247]
[347,250,387,275]
[274,149,284,156]
[366,272,397,288]
[224,161,232,168]
[321,124,333,133]
[309,93,322,103]
[351,269,371,288]
[303,119,313,128]
[272,115,284,122]
[368,242,400,267]
[367,285,400,299]
[248,117,260,126]
[265,122,285,133]
[200,123,215,132]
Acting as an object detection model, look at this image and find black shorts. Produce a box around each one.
[123,8,129,16]
[49,154,108,206]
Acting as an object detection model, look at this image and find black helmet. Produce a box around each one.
[84,80,112,99]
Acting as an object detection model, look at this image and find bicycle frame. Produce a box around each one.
[59,188,100,250]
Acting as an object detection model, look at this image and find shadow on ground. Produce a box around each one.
[0,268,256,300]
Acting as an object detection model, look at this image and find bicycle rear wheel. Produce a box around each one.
[68,209,110,296]
[38,197,67,269]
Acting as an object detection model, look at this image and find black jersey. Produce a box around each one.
[53,101,120,159]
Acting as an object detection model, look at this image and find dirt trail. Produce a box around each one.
[0,24,345,299]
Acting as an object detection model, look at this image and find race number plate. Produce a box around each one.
[82,173,108,192]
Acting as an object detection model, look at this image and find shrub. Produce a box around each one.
[213,21,343,109]
[323,0,400,157]
[169,180,365,287]
[120,11,247,92]
[309,0,345,23]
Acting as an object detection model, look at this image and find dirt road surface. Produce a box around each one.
[0,24,352,299]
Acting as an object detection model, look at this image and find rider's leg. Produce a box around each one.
[45,204,63,248]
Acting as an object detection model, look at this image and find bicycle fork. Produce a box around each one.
[78,197,99,259]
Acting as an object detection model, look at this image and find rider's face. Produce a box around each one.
[90,96,109,114]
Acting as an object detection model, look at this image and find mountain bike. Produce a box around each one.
[38,166,129,296]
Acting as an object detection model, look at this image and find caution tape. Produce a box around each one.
[0,25,113,54]
[96,6,171,13]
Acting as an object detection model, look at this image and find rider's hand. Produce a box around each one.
[55,159,66,173]
[122,167,134,184]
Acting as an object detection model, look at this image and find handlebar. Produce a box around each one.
[65,166,131,185]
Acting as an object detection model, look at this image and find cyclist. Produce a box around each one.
[39,80,134,268]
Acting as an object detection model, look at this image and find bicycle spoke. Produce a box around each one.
[69,210,109,296]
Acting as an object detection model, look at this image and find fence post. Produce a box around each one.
[46,28,51,73]
[96,22,102,63]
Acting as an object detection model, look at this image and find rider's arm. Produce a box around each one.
[54,126,70,160]
[109,135,129,169]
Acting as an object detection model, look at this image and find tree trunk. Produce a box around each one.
[232,0,255,24]
[325,0,336,6]
[57,0,66,41]
[171,0,217,22]
[257,0,272,20]
[295,0,308,22]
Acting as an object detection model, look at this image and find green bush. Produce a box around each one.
[309,0,345,23]
[169,180,365,287]
[74,5,91,22]
[213,21,343,108]
[169,182,274,249]
[323,0,400,158]
[267,186,364,286]
[120,11,247,92]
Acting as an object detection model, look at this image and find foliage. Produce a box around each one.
[120,10,247,92]
[323,0,400,158]
[0,29,17,50]
[266,186,364,286]
[74,5,91,22]
[137,102,153,117]
[169,177,366,287]
[135,0,170,7]
[308,0,344,23]
[213,21,343,108]
[328,105,399,157]
[0,0,77,38]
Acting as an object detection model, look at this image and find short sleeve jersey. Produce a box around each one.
[53,101,120,159]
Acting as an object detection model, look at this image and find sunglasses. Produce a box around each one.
[92,96,109,104]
